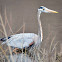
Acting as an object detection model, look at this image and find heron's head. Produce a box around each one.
[38,6,58,14]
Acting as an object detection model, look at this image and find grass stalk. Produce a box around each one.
[0,14,14,62]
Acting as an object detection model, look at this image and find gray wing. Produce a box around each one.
[2,33,37,49]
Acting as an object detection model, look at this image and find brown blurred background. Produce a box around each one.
[0,0,62,52]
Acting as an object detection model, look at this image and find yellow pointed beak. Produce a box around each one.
[46,9,58,13]
[49,10,58,13]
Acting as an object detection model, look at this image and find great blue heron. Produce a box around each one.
[0,6,58,53]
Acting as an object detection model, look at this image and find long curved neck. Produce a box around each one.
[37,11,43,42]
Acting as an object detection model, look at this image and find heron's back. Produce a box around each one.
[3,33,38,49]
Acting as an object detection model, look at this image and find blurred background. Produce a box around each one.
[0,0,62,53]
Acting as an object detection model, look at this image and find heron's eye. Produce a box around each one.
[43,9,45,10]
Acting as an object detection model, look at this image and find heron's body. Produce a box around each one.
[1,33,38,49]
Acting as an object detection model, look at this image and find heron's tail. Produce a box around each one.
[0,37,7,45]
[0,36,11,42]
[0,37,7,41]
[0,37,10,45]
[0,36,11,45]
